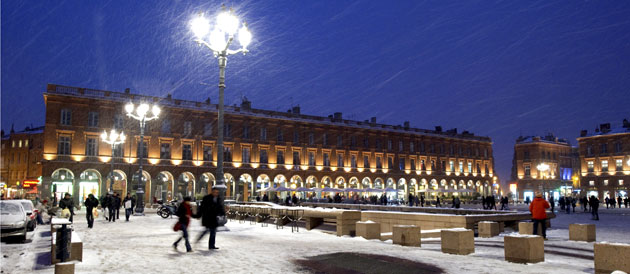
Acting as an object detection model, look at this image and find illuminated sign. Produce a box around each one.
[23,180,40,188]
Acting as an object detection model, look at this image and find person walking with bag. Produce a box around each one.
[59,193,75,222]
[195,187,225,250]
[84,194,99,229]
[173,196,193,252]
[123,193,134,221]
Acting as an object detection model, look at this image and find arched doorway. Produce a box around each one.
[131,170,151,204]
[289,175,303,188]
[361,177,371,189]
[335,176,346,189]
[238,173,253,201]
[177,172,195,199]
[79,169,102,205]
[155,171,174,202]
[256,174,271,191]
[201,172,215,195]
[305,175,317,188]
[224,173,235,198]
[51,168,75,203]
[374,177,384,189]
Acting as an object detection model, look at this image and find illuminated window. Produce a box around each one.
[449,161,454,172]
[467,162,472,173]
[292,151,299,166]
[57,136,71,155]
[601,160,608,172]
[224,147,232,162]
[603,179,608,186]
[459,161,464,173]
[323,153,330,167]
[337,154,344,167]
[376,156,382,169]
[203,146,212,161]
[277,150,284,164]
[351,155,357,168]
[12,140,15,148]
[18,140,22,148]
[399,158,405,170]
[587,161,594,172]
[243,148,251,163]
[183,121,192,136]
[589,180,594,186]
[309,152,315,166]
[616,159,623,171]
[524,165,531,177]
[160,143,171,159]
[619,179,624,186]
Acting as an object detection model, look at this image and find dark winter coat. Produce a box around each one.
[101,196,111,208]
[589,197,600,210]
[123,197,135,209]
[176,202,192,226]
[84,197,99,211]
[112,196,121,209]
[59,198,75,212]
[195,195,225,228]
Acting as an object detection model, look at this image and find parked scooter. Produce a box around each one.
[157,200,177,219]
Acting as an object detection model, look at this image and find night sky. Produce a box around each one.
[2,0,630,186]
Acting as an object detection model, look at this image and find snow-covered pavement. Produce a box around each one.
[1,207,629,274]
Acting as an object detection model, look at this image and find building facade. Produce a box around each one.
[510,135,578,202]
[41,84,497,206]
[577,120,630,200]
[1,126,44,199]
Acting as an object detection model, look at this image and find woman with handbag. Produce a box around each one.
[195,187,225,250]
[173,196,193,252]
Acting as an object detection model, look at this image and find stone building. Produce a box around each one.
[1,126,44,199]
[40,84,496,206]
[510,134,578,201]
[577,120,630,200]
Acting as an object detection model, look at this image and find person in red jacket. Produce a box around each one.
[173,196,193,252]
[529,192,550,239]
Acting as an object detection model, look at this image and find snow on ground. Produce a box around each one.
[1,206,629,274]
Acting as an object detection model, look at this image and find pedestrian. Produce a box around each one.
[565,197,571,214]
[436,196,441,207]
[571,198,577,213]
[59,193,75,222]
[624,197,629,208]
[262,194,269,202]
[611,196,617,209]
[114,193,122,220]
[195,187,225,250]
[84,194,99,228]
[589,195,600,220]
[123,193,134,221]
[525,196,531,205]
[291,193,298,206]
[173,196,193,252]
[130,194,136,213]
[481,196,487,209]
[107,193,116,222]
[420,195,425,207]
[529,192,550,239]
[451,196,457,208]
[101,194,111,220]
[605,197,610,209]
[454,196,461,209]
[549,196,555,212]
[617,196,623,209]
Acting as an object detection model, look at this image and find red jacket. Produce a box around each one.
[529,197,550,220]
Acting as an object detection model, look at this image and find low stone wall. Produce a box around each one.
[301,202,515,215]
[361,211,468,233]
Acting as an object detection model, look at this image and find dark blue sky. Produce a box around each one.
[2,0,630,185]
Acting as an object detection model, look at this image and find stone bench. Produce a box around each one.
[569,224,596,242]
[441,228,474,255]
[478,221,500,238]
[356,221,381,240]
[51,231,82,264]
[518,221,544,236]
[504,235,544,264]
[393,225,421,247]
[51,218,72,233]
[594,242,630,274]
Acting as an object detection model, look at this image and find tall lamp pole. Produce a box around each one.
[101,129,126,194]
[125,103,160,215]
[537,162,550,198]
[189,7,252,195]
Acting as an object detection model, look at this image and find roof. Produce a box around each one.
[515,135,570,146]
[579,126,630,139]
[44,84,493,143]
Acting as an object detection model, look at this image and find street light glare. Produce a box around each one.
[119,132,126,142]
[101,131,107,141]
[152,105,161,116]
[125,103,134,114]
[209,29,227,50]
[137,103,150,117]
[238,26,252,48]
[217,12,239,35]
[190,15,210,38]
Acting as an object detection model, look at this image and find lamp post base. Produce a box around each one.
[134,189,145,216]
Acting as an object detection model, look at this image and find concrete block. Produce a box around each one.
[336,211,361,237]
[441,228,474,255]
[518,222,543,236]
[504,235,544,264]
[356,221,381,240]
[393,225,421,247]
[594,242,630,274]
[569,224,596,242]
[55,262,75,274]
[478,221,500,238]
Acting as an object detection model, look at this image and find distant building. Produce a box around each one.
[510,134,578,202]
[40,84,497,206]
[1,125,44,199]
[577,120,630,200]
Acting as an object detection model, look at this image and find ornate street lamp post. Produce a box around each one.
[537,162,550,198]
[189,7,252,195]
[100,129,126,194]
[125,103,160,215]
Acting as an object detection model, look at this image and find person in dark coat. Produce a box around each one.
[106,193,116,222]
[123,193,134,221]
[173,196,193,252]
[59,193,75,222]
[285,195,292,205]
[113,193,122,220]
[84,194,99,228]
[262,194,269,202]
[408,194,415,207]
[420,195,425,207]
[435,196,441,207]
[617,196,623,209]
[589,196,600,220]
[101,194,111,220]
[291,194,298,206]
[195,187,225,250]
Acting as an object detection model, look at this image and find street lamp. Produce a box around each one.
[537,162,550,198]
[125,102,160,215]
[190,7,252,194]
[101,129,126,194]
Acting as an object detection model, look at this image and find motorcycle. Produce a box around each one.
[157,200,178,219]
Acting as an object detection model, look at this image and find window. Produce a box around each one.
[434,160,438,171]
[203,123,212,137]
[323,133,328,146]
[399,158,405,170]
[589,180,595,186]
[161,120,171,134]
[277,129,283,142]
[363,155,370,168]
[277,150,285,164]
[586,145,593,156]
[114,115,124,129]
[11,140,15,148]
[88,112,99,127]
[376,156,382,169]
[615,142,623,153]
[600,143,608,154]
[60,109,72,125]
[224,124,231,137]
[603,179,609,186]
[293,131,299,144]
[467,162,472,173]
[410,142,414,153]
[429,143,435,153]
[484,148,488,158]
[292,151,300,165]
[587,161,594,172]
[25,140,29,148]
[601,160,608,172]
[524,165,531,177]
[203,146,212,161]
[524,151,530,160]
[308,133,314,145]
[18,140,22,148]
[616,159,623,171]
[420,142,425,153]
[337,135,343,147]
[183,121,192,136]
[449,161,454,172]
[260,127,267,141]
[242,148,251,163]
[449,144,454,155]
[351,155,357,168]
[160,143,171,159]
[387,157,393,169]
[477,163,481,174]
[224,147,232,162]
[58,136,71,155]
[323,153,330,167]
[439,144,444,154]
[421,159,426,170]
[260,149,268,164]
[86,138,98,156]
[375,139,382,149]
[337,154,344,167]
[410,159,415,170]
[398,141,403,152]
[387,140,392,151]
[351,135,357,148]
[308,152,315,166]
[243,125,250,139]
[363,137,369,148]
[619,179,624,186]
[459,161,464,173]
[137,141,148,158]
[485,164,489,174]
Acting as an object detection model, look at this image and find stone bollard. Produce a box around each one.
[569,224,596,242]
[478,221,500,238]
[518,222,543,236]
[336,211,361,237]
[55,262,75,274]
[392,225,421,247]
[441,228,474,255]
[504,235,544,264]
[594,242,630,274]
[356,221,381,240]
